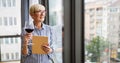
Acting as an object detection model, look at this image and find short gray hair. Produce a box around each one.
[29,4,45,13]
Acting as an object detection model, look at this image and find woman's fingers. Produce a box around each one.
[26,33,32,39]
[23,33,32,45]
[42,45,52,53]
[24,33,32,40]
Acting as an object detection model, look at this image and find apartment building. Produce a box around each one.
[85,0,120,60]
[85,0,118,41]
[0,0,21,61]
[107,0,120,58]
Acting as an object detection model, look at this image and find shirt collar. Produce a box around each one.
[42,23,46,30]
[34,23,45,30]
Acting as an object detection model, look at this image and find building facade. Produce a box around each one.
[0,0,21,61]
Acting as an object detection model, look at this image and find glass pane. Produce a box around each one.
[2,0,6,7]
[0,37,21,62]
[0,0,21,63]
[49,0,63,63]
[12,0,16,7]
[0,0,1,7]
[7,0,11,7]
[84,0,120,63]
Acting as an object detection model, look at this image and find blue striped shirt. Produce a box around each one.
[21,23,54,63]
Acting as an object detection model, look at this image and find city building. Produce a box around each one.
[85,0,111,41]
[107,0,120,58]
[85,0,120,62]
[0,0,21,61]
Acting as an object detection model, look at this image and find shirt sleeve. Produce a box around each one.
[47,26,55,58]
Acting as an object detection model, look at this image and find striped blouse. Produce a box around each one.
[21,23,54,63]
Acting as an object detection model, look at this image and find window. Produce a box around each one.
[10,38,13,44]
[15,37,18,43]
[1,54,4,60]
[0,38,3,44]
[4,17,8,26]
[12,0,16,7]
[11,53,14,59]
[2,0,6,7]
[5,38,9,44]
[15,52,19,59]
[7,0,11,7]
[0,0,1,7]
[6,53,9,60]
[14,17,17,25]
[9,17,13,25]
[49,0,63,63]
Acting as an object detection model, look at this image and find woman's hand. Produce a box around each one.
[22,33,32,55]
[42,44,52,53]
[23,33,32,45]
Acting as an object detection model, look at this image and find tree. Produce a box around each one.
[86,36,109,62]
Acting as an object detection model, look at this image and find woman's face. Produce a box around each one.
[31,8,46,23]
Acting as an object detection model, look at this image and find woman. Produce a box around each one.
[21,4,54,63]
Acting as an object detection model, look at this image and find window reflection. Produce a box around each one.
[49,0,63,63]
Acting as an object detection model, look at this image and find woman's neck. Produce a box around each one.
[34,21,42,29]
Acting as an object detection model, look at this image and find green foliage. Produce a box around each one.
[86,36,109,62]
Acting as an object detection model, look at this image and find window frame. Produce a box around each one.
[44,0,84,63]
[63,0,84,63]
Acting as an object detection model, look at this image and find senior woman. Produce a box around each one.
[21,4,54,63]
